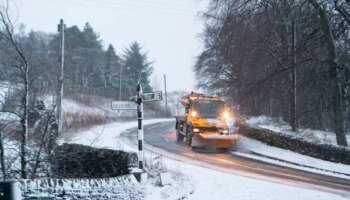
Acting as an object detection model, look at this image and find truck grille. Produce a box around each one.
[201,127,218,132]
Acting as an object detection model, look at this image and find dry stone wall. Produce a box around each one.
[21,175,144,200]
[239,124,350,165]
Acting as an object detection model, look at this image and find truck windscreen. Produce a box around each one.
[194,100,224,118]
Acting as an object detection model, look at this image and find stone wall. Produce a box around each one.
[239,124,350,165]
[20,175,143,200]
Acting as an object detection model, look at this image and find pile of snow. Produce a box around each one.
[246,115,350,147]
[144,155,195,200]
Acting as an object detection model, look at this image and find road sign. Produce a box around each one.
[129,91,163,102]
[111,101,137,110]
[142,91,163,102]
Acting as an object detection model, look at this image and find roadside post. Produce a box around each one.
[136,82,144,169]
[111,75,163,172]
[128,91,163,170]
[0,180,22,200]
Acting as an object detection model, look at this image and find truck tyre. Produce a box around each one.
[230,141,238,151]
[176,129,184,142]
[186,128,193,146]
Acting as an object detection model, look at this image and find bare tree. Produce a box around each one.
[0,0,31,178]
[308,0,347,146]
[195,0,349,146]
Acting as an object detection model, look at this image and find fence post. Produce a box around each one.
[0,180,22,200]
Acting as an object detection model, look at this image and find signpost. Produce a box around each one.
[111,80,162,171]
[111,101,137,110]
[142,91,162,102]
[129,91,163,103]
[136,84,144,170]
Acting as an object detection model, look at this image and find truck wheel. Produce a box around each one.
[176,130,184,142]
[229,141,238,151]
[186,129,193,146]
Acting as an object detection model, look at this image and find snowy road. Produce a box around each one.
[121,120,350,197]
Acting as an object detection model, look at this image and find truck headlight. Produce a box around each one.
[191,111,197,117]
[222,129,229,134]
[193,128,200,132]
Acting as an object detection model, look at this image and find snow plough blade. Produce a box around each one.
[191,133,240,149]
[198,133,240,140]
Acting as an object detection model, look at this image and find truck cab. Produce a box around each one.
[175,92,239,150]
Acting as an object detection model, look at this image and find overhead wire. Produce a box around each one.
[82,0,195,11]
[35,0,198,17]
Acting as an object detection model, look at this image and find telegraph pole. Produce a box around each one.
[164,74,168,117]
[57,19,65,136]
[291,19,297,131]
[119,65,123,101]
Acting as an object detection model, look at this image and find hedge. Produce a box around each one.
[50,143,138,178]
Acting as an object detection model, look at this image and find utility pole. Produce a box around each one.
[119,65,123,101]
[57,19,65,136]
[164,74,168,117]
[291,19,297,131]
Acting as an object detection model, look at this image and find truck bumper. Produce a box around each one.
[191,133,240,148]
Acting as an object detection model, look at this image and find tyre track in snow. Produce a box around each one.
[120,120,350,198]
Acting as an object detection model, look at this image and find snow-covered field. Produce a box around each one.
[70,119,350,200]
[42,94,137,134]
[70,119,173,149]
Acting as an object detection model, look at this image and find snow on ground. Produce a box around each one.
[43,94,135,120]
[0,111,19,122]
[0,82,9,103]
[0,82,20,121]
[42,94,137,134]
[71,119,350,200]
[246,115,350,147]
[69,119,174,149]
[161,157,349,200]
[237,136,350,178]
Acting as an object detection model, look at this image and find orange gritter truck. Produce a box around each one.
[175,92,240,150]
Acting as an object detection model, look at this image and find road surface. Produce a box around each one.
[121,120,350,197]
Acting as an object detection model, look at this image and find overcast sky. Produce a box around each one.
[13,0,208,92]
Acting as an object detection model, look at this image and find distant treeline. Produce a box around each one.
[0,11,155,179]
[0,22,153,99]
